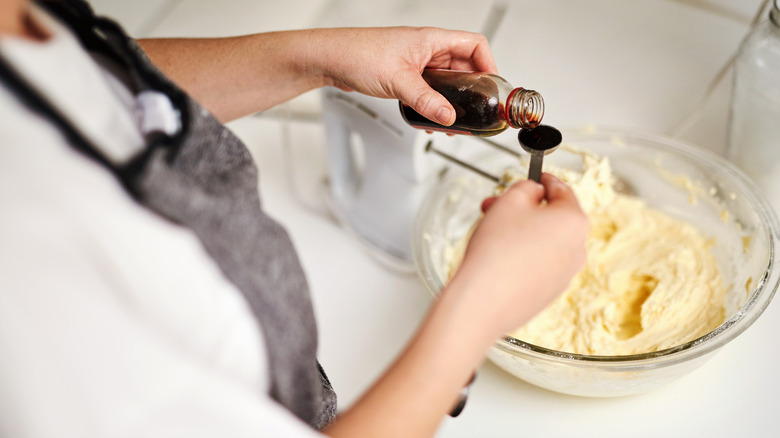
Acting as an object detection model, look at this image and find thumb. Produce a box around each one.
[480,196,497,213]
[395,70,455,126]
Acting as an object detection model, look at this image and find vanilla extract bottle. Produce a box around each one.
[400,69,545,136]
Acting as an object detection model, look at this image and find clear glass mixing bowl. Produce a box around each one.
[413,127,780,397]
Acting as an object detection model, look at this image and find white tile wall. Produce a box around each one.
[143,0,326,38]
[150,0,497,38]
[669,0,767,23]
[308,0,493,33]
[86,0,179,37]
[87,0,769,37]
[84,0,772,151]
[88,0,499,38]
[484,0,760,153]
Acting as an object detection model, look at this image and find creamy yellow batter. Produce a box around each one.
[448,149,726,355]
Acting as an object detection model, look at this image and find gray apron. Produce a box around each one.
[0,0,337,429]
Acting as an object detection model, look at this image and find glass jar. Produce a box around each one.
[400,69,544,137]
[727,0,780,209]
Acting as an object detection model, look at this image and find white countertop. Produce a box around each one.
[89,1,780,436]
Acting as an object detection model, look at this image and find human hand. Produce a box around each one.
[308,27,496,126]
[447,173,589,338]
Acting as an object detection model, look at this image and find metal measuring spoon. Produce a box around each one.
[518,125,563,183]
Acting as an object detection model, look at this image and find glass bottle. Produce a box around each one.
[727,0,780,205]
[399,69,544,137]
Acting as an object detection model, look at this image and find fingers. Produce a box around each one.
[540,173,579,208]
[482,180,544,213]
[430,30,498,74]
[396,28,497,126]
[504,179,545,205]
[470,39,498,74]
[480,197,497,213]
[482,174,583,214]
[539,173,589,245]
[395,70,455,126]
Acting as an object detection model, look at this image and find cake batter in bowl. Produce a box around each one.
[413,127,780,396]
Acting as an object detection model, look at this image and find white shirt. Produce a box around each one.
[0,6,323,437]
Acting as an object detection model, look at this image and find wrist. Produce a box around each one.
[442,261,541,342]
[295,28,341,90]
[426,274,506,358]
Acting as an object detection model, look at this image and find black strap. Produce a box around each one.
[41,0,152,95]
[0,52,163,200]
[0,54,115,170]
[40,0,132,86]
[0,1,190,198]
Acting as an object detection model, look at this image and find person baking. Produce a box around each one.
[0,0,589,436]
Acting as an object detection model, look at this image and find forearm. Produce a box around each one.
[138,30,328,122]
[323,277,501,438]
[324,175,588,437]
[138,26,497,125]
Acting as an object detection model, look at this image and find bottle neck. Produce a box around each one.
[506,88,545,129]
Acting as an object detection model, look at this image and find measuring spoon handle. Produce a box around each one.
[528,150,544,183]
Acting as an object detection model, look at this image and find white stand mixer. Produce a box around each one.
[321,88,454,270]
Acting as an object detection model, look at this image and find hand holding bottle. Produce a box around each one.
[311,27,498,126]
[400,69,544,136]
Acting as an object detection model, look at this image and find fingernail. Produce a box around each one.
[436,106,453,125]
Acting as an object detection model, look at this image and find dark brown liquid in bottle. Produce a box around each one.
[399,74,508,137]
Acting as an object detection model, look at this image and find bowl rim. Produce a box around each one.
[413,126,780,368]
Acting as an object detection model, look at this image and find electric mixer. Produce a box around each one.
[321,87,453,270]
